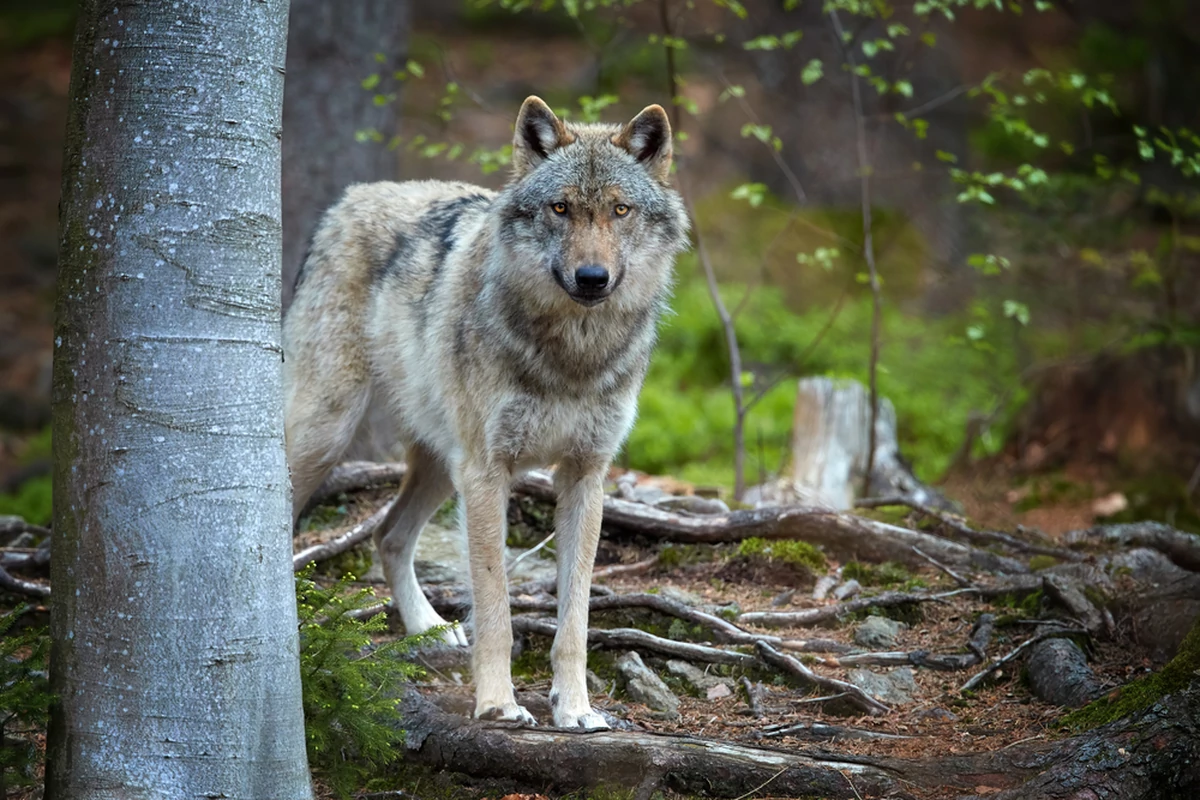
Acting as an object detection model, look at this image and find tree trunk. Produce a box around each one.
[48,2,311,798]
[281,0,410,308]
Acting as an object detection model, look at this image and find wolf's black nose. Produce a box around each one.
[575,265,609,291]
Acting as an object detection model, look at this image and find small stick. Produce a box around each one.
[0,563,50,599]
[738,588,974,628]
[292,500,394,571]
[756,641,891,716]
[740,676,764,718]
[912,545,974,588]
[960,628,1088,692]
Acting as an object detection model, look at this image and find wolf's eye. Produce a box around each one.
[552,202,568,215]
[614,204,630,217]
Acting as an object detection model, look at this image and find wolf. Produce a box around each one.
[282,96,690,729]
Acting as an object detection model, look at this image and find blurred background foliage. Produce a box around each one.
[0,0,1198,532]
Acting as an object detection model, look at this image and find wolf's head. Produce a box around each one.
[495,97,690,312]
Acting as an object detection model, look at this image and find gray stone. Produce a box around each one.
[659,585,704,607]
[848,668,914,705]
[833,579,862,600]
[586,670,609,695]
[854,615,906,649]
[666,659,733,693]
[655,495,731,515]
[616,651,680,717]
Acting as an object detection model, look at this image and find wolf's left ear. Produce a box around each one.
[512,96,573,178]
[614,104,673,183]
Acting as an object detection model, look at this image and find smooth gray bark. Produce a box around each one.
[281,0,410,308]
[49,2,311,798]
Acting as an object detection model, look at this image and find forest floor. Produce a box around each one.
[293,477,1175,800]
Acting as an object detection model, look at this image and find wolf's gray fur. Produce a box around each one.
[283,97,689,729]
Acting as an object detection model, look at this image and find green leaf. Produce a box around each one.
[893,80,914,98]
[361,73,381,90]
[406,59,425,78]
[730,182,768,207]
[1002,300,1030,326]
[801,58,820,86]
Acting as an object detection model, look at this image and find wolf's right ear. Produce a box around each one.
[512,96,573,179]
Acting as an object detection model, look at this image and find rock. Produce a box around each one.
[848,668,914,705]
[812,575,838,601]
[833,579,862,601]
[854,616,907,649]
[655,495,731,515]
[666,659,734,694]
[586,670,608,695]
[706,683,732,700]
[660,585,704,607]
[616,651,680,717]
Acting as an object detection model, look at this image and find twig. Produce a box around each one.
[756,641,891,716]
[0,563,50,599]
[514,615,756,667]
[292,500,395,571]
[911,545,973,588]
[306,460,406,509]
[506,530,555,578]
[763,721,911,742]
[740,676,764,718]
[731,766,789,800]
[738,588,974,629]
[0,516,51,540]
[959,628,1088,692]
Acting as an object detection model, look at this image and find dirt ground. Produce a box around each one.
[287,482,1169,800]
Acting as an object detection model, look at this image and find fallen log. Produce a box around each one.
[1025,637,1103,708]
[399,690,903,799]
[515,469,1028,574]
[399,679,1200,800]
[1063,521,1200,573]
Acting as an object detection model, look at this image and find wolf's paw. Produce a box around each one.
[436,622,469,648]
[554,708,611,731]
[476,701,537,726]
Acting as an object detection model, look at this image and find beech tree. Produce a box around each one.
[48,1,311,797]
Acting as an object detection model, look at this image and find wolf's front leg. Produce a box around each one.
[461,463,535,725]
[549,462,610,730]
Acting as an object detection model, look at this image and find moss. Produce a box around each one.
[658,543,718,569]
[1028,554,1059,571]
[842,560,913,587]
[506,495,554,548]
[512,642,552,681]
[1062,618,1200,730]
[736,538,826,571]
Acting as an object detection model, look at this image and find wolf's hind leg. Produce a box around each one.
[376,444,467,647]
[285,369,372,524]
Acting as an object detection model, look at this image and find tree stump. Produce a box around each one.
[782,377,949,510]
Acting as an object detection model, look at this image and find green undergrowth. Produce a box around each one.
[296,567,448,799]
[0,426,52,525]
[1061,620,1200,731]
[0,605,52,792]
[841,560,921,588]
[625,274,1021,491]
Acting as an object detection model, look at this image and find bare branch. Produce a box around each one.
[292,500,395,571]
